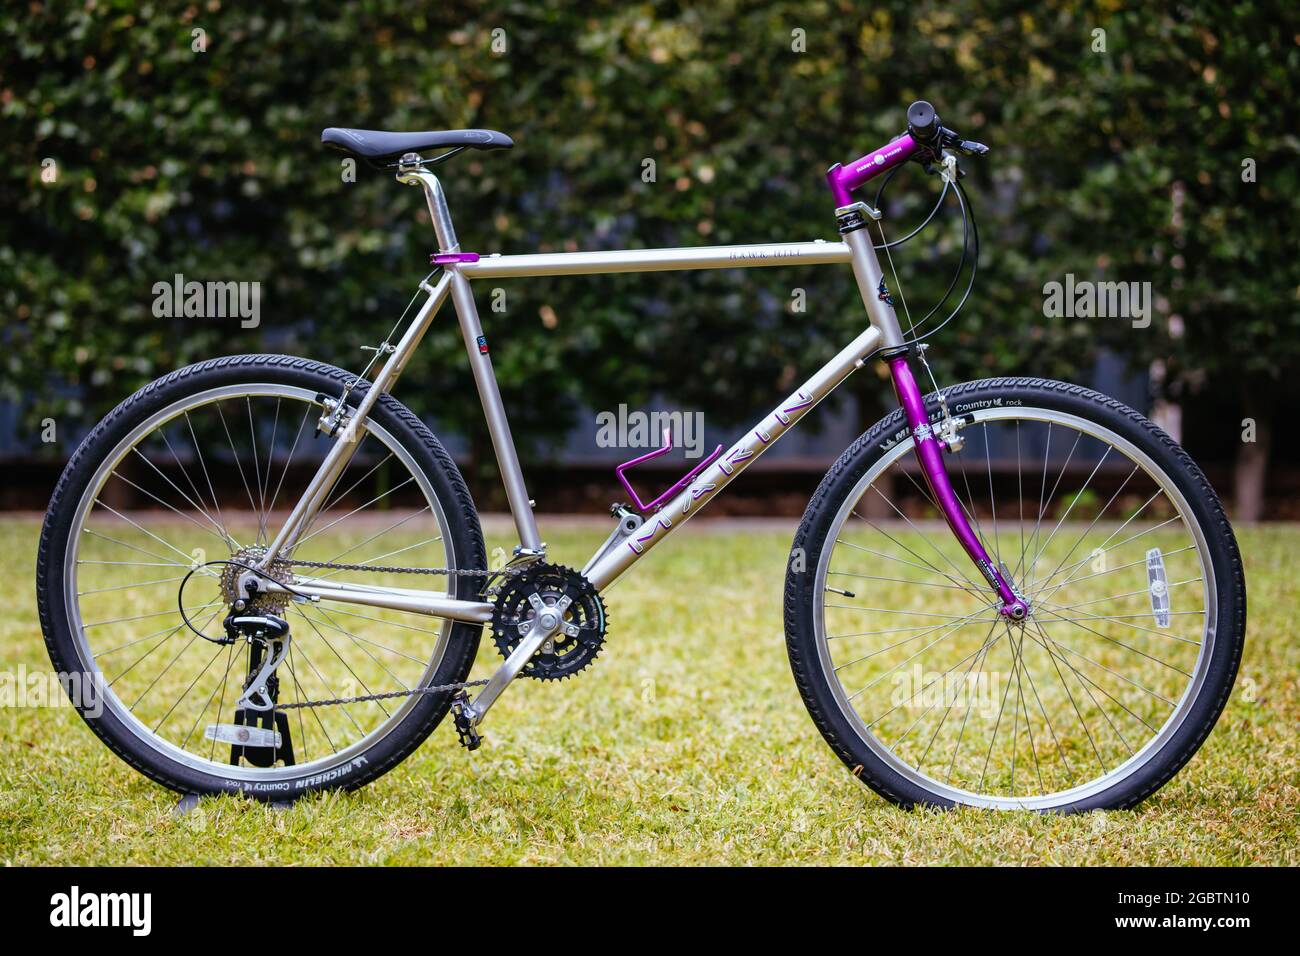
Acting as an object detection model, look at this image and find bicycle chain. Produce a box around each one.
[284,558,529,579]
[265,556,530,710]
[274,677,490,710]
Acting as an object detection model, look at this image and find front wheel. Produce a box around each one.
[785,377,1246,811]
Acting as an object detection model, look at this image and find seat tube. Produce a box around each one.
[447,268,543,551]
[398,165,542,551]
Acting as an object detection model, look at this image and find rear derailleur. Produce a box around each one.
[203,611,296,767]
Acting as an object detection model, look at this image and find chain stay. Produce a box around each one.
[262,556,528,710]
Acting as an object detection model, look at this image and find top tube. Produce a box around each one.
[826,133,922,207]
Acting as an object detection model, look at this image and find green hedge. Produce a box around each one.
[3,1,1296,472]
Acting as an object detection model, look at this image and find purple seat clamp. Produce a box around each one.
[616,429,724,513]
[431,252,481,265]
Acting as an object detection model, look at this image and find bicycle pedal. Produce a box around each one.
[450,692,482,751]
[224,708,295,767]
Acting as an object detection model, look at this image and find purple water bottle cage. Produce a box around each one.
[615,429,724,513]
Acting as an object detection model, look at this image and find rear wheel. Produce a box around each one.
[36,354,486,798]
[785,378,1246,811]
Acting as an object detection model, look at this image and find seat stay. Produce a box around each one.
[257,270,455,568]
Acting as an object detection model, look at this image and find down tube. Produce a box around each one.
[584,325,882,590]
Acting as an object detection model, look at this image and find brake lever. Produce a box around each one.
[938,126,990,156]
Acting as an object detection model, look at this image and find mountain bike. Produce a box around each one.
[36,102,1246,810]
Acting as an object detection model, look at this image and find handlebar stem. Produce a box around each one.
[826,133,924,206]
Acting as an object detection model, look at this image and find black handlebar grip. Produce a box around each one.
[907,101,941,144]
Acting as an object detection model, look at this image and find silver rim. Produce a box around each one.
[813,405,1216,809]
[63,383,459,783]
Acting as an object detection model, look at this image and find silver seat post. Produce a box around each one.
[396,160,543,553]
[397,156,460,254]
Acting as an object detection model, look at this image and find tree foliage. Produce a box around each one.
[3,1,1296,472]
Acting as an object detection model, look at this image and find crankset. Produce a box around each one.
[490,564,607,681]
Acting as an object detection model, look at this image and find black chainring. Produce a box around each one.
[490,564,607,681]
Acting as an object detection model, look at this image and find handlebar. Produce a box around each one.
[906,100,942,143]
[826,100,988,205]
[907,99,989,156]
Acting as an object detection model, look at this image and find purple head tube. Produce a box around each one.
[826,133,923,207]
[887,356,1028,619]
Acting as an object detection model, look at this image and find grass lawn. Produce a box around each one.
[1,515,1295,866]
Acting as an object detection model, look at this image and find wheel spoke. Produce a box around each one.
[215,402,265,543]
[858,490,986,595]
[184,410,237,549]
[134,443,236,548]
[246,396,269,545]
[294,476,417,548]
[183,639,238,752]
[316,505,432,566]
[292,609,392,719]
[833,608,997,670]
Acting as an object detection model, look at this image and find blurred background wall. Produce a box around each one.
[2,0,1297,516]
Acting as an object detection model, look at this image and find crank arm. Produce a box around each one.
[462,595,569,727]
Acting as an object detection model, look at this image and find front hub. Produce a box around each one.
[1001,598,1030,621]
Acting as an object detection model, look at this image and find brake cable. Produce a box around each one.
[868,163,952,252]
[908,176,979,345]
[869,151,981,430]
[865,150,980,346]
[331,267,442,419]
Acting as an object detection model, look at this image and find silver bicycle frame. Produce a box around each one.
[258,165,904,664]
